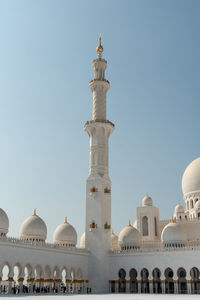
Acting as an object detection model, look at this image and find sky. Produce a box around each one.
[0,0,200,244]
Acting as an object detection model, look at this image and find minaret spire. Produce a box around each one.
[96,34,103,58]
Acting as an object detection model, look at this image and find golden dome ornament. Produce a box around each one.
[96,34,103,56]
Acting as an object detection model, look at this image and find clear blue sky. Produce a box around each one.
[0,0,200,243]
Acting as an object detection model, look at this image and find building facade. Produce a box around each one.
[1,37,200,295]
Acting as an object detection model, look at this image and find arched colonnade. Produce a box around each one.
[0,262,88,295]
[109,267,200,294]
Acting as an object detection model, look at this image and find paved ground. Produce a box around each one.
[1,294,200,299]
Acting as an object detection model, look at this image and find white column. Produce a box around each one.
[174,276,178,294]
[8,276,14,294]
[161,278,165,294]
[187,279,191,294]
[18,278,24,293]
[149,277,153,294]
[138,277,141,293]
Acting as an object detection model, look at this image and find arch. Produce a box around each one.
[190,267,200,294]
[13,262,23,285]
[118,268,126,293]
[152,268,161,293]
[129,268,138,293]
[53,266,60,279]
[61,267,67,292]
[1,263,11,294]
[24,264,32,288]
[164,268,174,294]
[2,262,10,280]
[141,268,149,293]
[142,216,148,236]
[177,268,187,294]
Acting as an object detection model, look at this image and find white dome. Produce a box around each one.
[53,218,77,247]
[142,195,153,207]
[0,208,9,236]
[80,232,85,248]
[182,158,200,195]
[111,230,119,251]
[174,203,184,214]
[20,210,47,241]
[119,222,141,248]
[195,200,200,210]
[161,222,187,245]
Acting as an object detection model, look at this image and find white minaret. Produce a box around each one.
[84,35,114,293]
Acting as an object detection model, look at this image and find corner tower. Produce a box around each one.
[84,35,114,293]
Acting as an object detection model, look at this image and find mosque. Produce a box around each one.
[1,36,200,295]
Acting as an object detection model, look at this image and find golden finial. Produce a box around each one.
[33,208,36,216]
[64,216,67,224]
[96,34,103,53]
[128,220,132,226]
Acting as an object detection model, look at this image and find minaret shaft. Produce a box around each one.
[84,36,114,293]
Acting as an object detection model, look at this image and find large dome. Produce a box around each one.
[20,210,47,241]
[161,222,187,246]
[119,222,141,249]
[0,208,9,236]
[53,218,77,247]
[182,158,200,195]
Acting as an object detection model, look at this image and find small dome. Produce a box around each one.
[195,200,200,210]
[119,222,141,249]
[142,195,153,207]
[0,208,9,236]
[161,222,187,246]
[111,230,119,251]
[174,203,184,214]
[80,232,85,248]
[20,210,47,241]
[182,158,200,195]
[53,218,77,247]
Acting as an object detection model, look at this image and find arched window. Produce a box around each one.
[154,217,157,236]
[190,199,194,209]
[142,216,148,236]
[118,269,126,293]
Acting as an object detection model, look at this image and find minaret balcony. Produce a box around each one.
[89,222,98,231]
[104,222,111,229]
[104,187,111,194]
[90,186,98,196]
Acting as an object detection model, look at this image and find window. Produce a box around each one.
[142,216,148,236]
[154,217,157,236]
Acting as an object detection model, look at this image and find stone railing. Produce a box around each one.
[0,236,88,253]
[110,240,200,254]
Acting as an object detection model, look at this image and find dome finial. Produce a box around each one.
[64,216,67,224]
[96,34,103,57]
[33,208,36,216]
[128,219,132,226]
